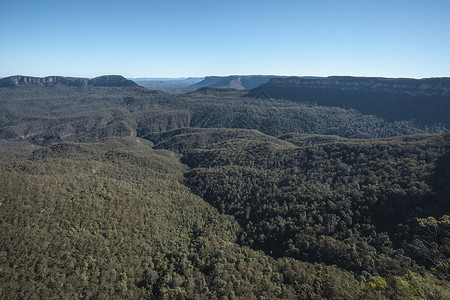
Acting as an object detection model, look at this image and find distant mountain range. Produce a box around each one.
[131,77,203,93]
[131,75,276,93]
[1,74,448,146]
[2,74,449,130]
[188,75,275,90]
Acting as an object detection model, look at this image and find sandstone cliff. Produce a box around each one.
[248,76,450,127]
[260,76,450,96]
[0,75,137,88]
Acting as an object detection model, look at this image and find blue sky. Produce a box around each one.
[1,0,449,78]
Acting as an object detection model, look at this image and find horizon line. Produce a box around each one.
[2,74,450,80]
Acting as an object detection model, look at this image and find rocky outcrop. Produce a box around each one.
[0,75,89,87]
[0,75,137,88]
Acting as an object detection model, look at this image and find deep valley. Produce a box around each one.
[1,74,449,299]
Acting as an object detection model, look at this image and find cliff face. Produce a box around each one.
[0,75,89,87]
[249,76,450,127]
[0,75,137,88]
[264,76,450,96]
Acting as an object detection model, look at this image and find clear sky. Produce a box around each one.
[1,0,449,78]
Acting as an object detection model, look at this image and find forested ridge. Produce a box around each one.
[180,132,450,273]
[1,77,449,298]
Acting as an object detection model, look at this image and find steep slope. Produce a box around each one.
[249,76,450,127]
[178,131,450,297]
[181,88,441,138]
[0,137,362,299]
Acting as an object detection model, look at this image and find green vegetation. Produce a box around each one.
[176,131,450,298]
[0,81,449,298]
[1,137,364,299]
[1,83,445,146]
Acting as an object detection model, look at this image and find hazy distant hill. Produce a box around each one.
[131,77,203,93]
[249,76,450,127]
[189,75,275,90]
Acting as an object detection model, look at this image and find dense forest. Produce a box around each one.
[1,76,449,299]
